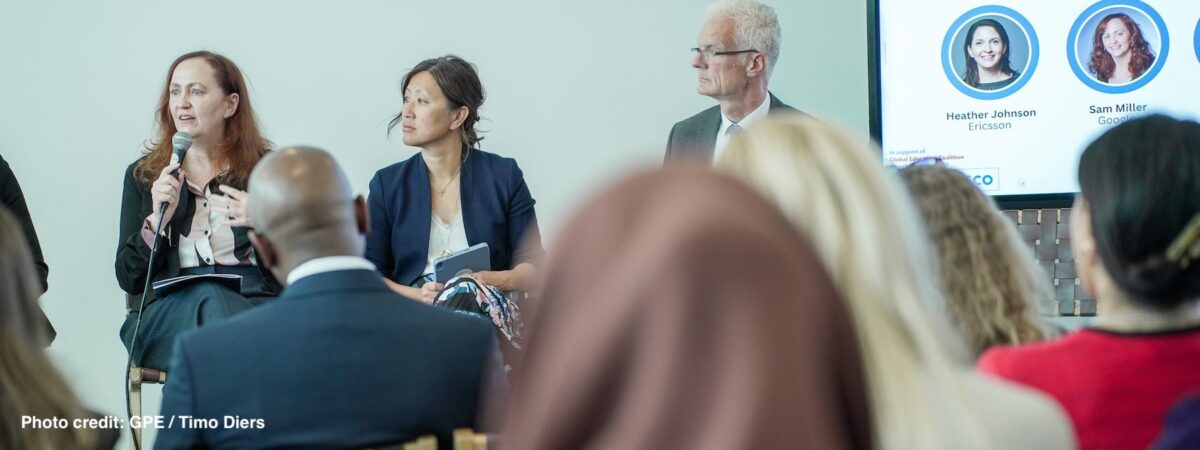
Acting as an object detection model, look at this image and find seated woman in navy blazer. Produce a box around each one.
[366,55,544,348]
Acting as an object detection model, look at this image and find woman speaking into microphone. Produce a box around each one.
[115,51,278,370]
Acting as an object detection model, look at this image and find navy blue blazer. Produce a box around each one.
[366,148,544,285]
[155,269,499,450]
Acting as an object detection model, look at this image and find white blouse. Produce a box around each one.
[422,210,469,276]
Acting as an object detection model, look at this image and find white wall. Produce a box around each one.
[0,0,867,446]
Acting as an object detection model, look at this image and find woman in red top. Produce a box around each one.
[979,114,1200,450]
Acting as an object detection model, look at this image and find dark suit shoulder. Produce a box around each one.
[672,105,722,131]
[767,93,800,115]
[122,154,159,187]
[372,152,424,181]
[465,148,515,166]
[180,276,492,351]
[666,106,722,162]
[123,158,139,179]
[372,149,519,184]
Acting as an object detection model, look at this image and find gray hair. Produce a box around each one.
[705,0,781,78]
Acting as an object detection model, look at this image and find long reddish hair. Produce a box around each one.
[1088,13,1156,83]
[134,51,270,188]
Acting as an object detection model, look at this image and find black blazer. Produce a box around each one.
[114,159,280,301]
[664,93,798,163]
[1,154,55,343]
[155,269,498,450]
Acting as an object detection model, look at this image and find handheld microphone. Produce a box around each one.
[170,131,192,169]
[128,129,191,450]
[160,132,192,214]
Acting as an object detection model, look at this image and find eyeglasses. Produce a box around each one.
[691,48,759,62]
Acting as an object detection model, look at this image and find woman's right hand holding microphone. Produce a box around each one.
[146,162,184,232]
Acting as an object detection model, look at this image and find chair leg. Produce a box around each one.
[129,368,143,450]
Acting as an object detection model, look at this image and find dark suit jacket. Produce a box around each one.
[366,148,545,286]
[155,269,498,450]
[664,93,798,163]
[0,154,55,344]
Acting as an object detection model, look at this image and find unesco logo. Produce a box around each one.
[959,168,1000,191]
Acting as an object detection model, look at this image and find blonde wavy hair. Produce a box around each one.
[0,206,96,450]
[717,115,981,450]
[899,165,1049,358]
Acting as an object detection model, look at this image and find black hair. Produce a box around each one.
[1078,114,1200,307]
[387,55,485,148]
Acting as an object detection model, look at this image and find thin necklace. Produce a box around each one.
[435,202,461,257]
[436,169,459,197]
[432,151,468,197]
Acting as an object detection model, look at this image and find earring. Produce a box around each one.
[224,113,232,119]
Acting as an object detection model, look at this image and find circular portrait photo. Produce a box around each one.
[1194,18,1199,64]
[1068,1,1168,93]
[942,6,1039,100]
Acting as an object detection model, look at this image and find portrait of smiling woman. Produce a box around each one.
[1088,12,1157,84]
[961,18,1020,91]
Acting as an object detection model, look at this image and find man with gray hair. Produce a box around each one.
[156,147,500,449]
[665,0,798,164]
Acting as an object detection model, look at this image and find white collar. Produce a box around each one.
[286,256,377,285]
[719,94,772,136]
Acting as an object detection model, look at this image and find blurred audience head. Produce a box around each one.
[718,115,979,449]
[0,206,95,450]
[900,164,1049,358]
[1074,114,1200,311]
[503,167,870,450]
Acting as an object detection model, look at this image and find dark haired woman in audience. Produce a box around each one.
[116,51,279,370]
[962,18,1019,91]
[1,207,117,450]
[367,55,544,349]
[1088,13,1156,84]
[979,114,1200,450]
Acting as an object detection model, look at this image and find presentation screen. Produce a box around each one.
[869,0,1200,203]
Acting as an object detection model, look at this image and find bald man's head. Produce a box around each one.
[248,147,368,279]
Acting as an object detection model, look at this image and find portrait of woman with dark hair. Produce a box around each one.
[367,55,544,350]
[961,18,1020,91]
[1088,12,1156,84]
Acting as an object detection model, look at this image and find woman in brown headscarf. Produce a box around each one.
[501,167,871,450]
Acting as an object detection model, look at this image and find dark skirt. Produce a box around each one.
[120,267,273,370]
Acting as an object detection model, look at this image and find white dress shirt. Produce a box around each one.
[287,256,377,285]
[713,95,772,165]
